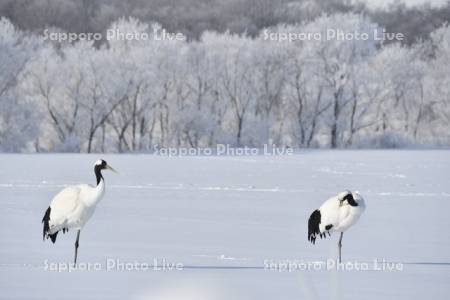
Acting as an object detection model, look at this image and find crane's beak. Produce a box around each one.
[106,165,118,174]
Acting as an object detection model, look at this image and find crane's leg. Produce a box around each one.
[338,232,343,263]
[74,230,81,265]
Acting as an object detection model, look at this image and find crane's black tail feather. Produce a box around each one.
[42,207,51,240]
[42,206,58,243]
[308,210,321,244]
[48,232,58,243]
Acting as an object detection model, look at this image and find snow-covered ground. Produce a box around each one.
[0,151,449,299]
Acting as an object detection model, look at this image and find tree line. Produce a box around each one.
[0,14,449,152]
[1,0,450,43]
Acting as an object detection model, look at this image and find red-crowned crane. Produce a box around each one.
[308,190,366,263]
[42,159,117,264]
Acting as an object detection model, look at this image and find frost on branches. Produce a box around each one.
[1,15,449,152]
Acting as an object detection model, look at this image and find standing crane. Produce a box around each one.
[42,159,117,264]
[308,190,366,263]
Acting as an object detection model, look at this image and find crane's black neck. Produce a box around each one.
[344,194,358,207]
[94,165,104,185]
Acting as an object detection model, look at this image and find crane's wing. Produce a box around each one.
[308,195,350,244]
[42,185,81,242]
[319,196,351,232]
[319,196,341,229]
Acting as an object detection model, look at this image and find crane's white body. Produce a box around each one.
[318,191,365,234]
[308,190,366,262]
[42,159,115,264]
[47,180,105,235]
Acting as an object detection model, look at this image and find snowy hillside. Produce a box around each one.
[0,151,449,299]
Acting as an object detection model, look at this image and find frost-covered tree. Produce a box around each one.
[2,14,450,152]
[0,18,41,152]
[427,24,450,145]
[202,31,258,146]
[300,14,381,147]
